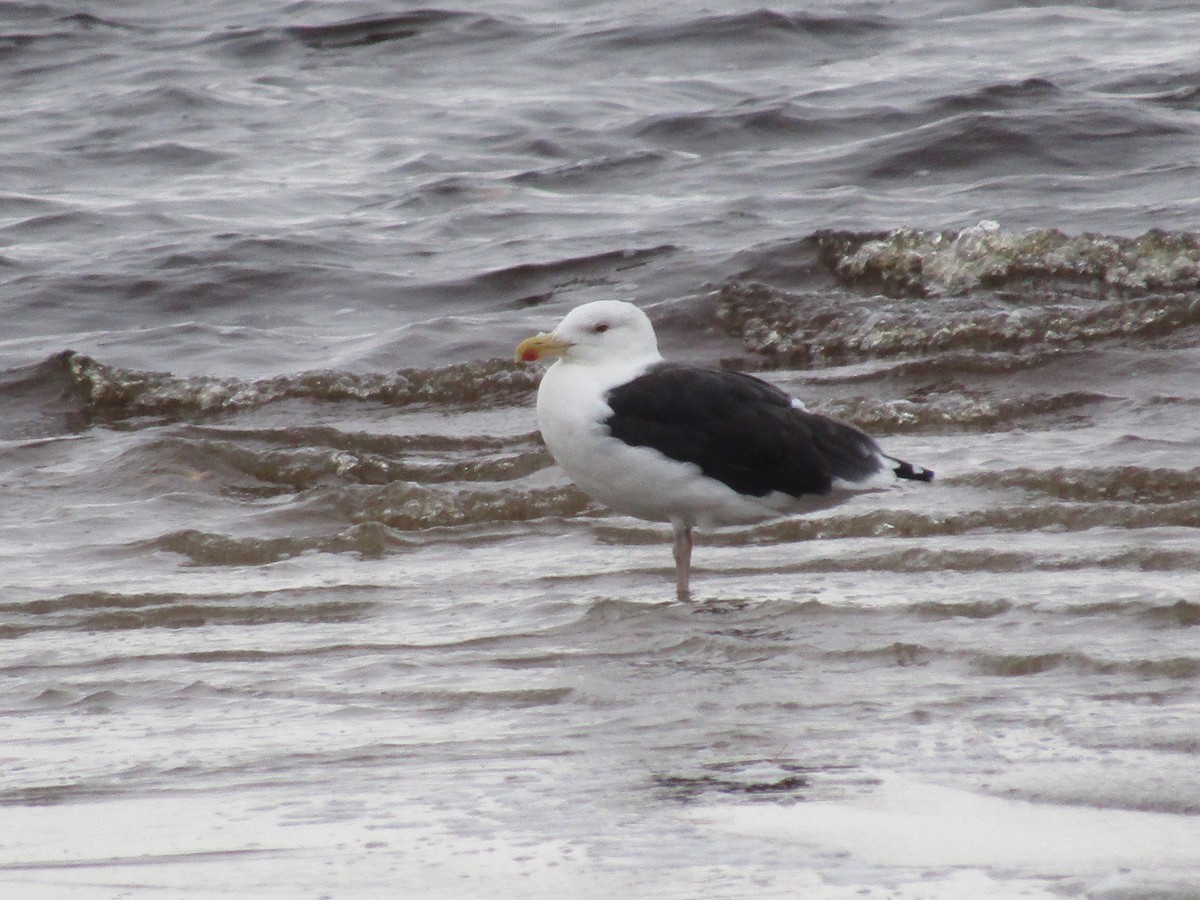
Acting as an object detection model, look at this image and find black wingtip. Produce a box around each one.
[893,460,935,482]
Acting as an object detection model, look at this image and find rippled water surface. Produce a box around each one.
[3,1,1200,897]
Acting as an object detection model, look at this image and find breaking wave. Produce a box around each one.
[54,351,537,424]
[718,224,1200,367]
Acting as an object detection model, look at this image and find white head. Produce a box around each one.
[516,300,660,367]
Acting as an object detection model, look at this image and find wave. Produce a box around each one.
[70,428,548,501]
[1095,65,1200,110]
[47,351,538,425]
[0,588,374,637]
[466,244,676,301]
[181,425,543,491]
[816,390,1110,435]
[734,500,1200,544]
[142,482,592,564]
[961,466,1200,504]
[510,149,670,189]
[633,103,818,147]
[0,9,132,57]
[0,354,91,439]
[43,429,543,501]
[79,140,229,168]
[147,525,412,566]
[285,11,480,50]
[718,224,1200,367]
[327,480,592,532]
[718,276,1200,367]
[583,10,895,50]
[820,222,1200,296]
[822,641,1199,680]
[856,106,1189,183]
[971,651,1199,680]
[208,10,526,57]
[934,77,1062,113]
[653,765,810,803]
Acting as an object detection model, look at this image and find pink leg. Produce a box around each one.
[672,523,693,601]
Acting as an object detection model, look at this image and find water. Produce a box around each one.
[2,1,1200,897]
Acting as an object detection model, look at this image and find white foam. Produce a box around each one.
[698,773,1200,877]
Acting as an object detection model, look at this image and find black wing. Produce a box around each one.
[603,363,885,499]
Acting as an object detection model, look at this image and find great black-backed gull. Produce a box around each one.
[515,300,933,600]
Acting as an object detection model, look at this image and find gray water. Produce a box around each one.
[3,2,1200,897]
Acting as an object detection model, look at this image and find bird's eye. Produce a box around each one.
[592,323,609,334]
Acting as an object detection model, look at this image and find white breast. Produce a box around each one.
[535,359,786,528]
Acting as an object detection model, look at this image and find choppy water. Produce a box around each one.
[3,1,1200,897]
